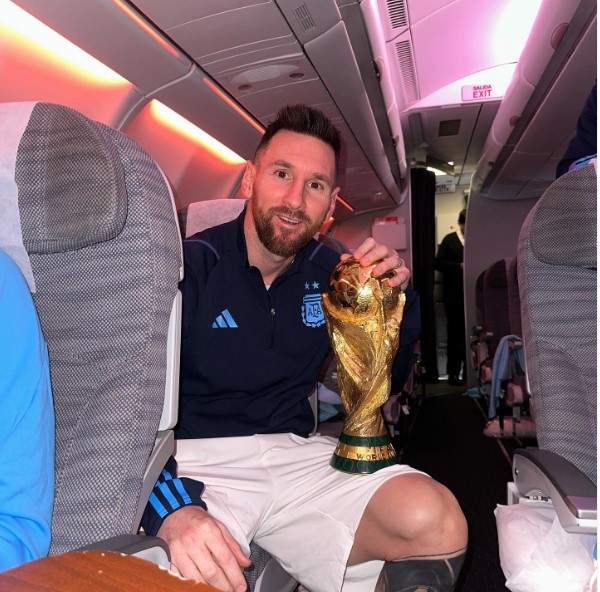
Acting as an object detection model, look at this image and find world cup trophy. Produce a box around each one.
[322,257,405,474]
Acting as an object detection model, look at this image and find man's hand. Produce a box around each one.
[342,238,411,290]
[157,505,251,592]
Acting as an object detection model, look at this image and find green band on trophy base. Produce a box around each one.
[331,432,397,474]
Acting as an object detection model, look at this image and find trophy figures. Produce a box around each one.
[322,257,405,474]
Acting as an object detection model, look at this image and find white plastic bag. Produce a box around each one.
[495,503,596,592]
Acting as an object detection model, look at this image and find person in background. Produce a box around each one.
[434,209,467,387]
[0,250,54,571]
[142,104,467,592]
[556,82,596,178]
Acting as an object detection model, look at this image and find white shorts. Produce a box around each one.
[175,433,426,592]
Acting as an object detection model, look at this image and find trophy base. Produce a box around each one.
[331,432,397,474]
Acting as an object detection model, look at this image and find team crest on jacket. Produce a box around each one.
[302,293,325,327]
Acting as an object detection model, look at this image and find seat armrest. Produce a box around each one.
[513,448,597,533]
[78,534,170,567]
[133,430,175,528]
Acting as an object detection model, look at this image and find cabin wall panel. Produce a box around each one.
[146,66,264,161]
[0,19,143,127]
[123,103,246,212]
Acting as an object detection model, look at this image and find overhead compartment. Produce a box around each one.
[129,0,404,211]
[473,0,596,200]
[13,0,192,93]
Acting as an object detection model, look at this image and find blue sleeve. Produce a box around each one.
[140,456,208,537]
[0,251,54,571]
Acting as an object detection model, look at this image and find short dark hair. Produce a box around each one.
[458,209,467,224]
[255,104,341,179]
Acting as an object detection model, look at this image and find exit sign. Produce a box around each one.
[461,84,501,102]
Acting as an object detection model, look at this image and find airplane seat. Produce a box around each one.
[470,270,491,383]
[506,257,522,337]
[495,163,597,591]
[184,198,299,592]
[314,231,352,256]
[482,259,511,357]
[185,198,247,238]
[483,256,532,438]
[0,101,183,560]
[472,259,511,394]
[504,257,529,411]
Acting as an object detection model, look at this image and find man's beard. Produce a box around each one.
[252,202,324,257]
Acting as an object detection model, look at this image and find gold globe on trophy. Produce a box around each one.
[322,257,406,474]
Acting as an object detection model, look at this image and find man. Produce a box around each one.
[435,210,467,387]
[0,250,54,571]
[142,105,467,592]
[556,82,596,178]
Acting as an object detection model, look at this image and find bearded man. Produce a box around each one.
[141,104,467,592]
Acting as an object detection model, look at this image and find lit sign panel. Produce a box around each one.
[461,84,501,102]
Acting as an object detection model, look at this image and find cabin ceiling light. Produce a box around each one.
[336,196,355,212]
[203,78,265,135]
[491,0,543,64]
[426,167,448,177]
[111,0,182,59]
[1,0,127,85]
[150,101,246,165]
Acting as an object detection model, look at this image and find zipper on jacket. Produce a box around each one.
[270,306,276,348]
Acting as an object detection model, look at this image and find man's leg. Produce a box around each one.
[349,474,467,592]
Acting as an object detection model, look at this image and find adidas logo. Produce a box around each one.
[212,309,238,328]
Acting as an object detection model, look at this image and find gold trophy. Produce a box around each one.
[322,257,406,474]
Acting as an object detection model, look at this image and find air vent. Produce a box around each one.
[439,119,461,136]
[231,65,298,85]
[293,3,316,32]
[386,0,408,30]
[394,39,418,103]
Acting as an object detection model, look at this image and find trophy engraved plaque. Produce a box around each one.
[322,257,405,474]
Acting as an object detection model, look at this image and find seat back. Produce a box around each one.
[517,163,597,483]
[185,198,247,237]
[506,256,522,337]
[482,258,511,357]
[475,270,486,329]
[0,102,183,553]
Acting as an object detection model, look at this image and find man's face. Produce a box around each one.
[242,130,339,257]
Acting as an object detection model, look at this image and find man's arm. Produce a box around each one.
[141,457,251,591]
[556,83,597,178]
[140,456,207,537]
[0,251,54,571]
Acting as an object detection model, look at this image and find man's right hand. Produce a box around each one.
[157,505,251,592]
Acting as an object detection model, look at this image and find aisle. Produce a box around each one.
[400,390,513,592]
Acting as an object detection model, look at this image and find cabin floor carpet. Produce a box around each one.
[399,390,513,592]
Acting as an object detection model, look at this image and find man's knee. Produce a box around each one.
[399,476,467,548]
[359,474,467,559]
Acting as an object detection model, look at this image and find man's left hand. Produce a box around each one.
[341,238,410,290]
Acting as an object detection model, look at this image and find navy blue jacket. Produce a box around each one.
[141,209,419,535]
[556,83,596,178]
[176,210,340,439]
